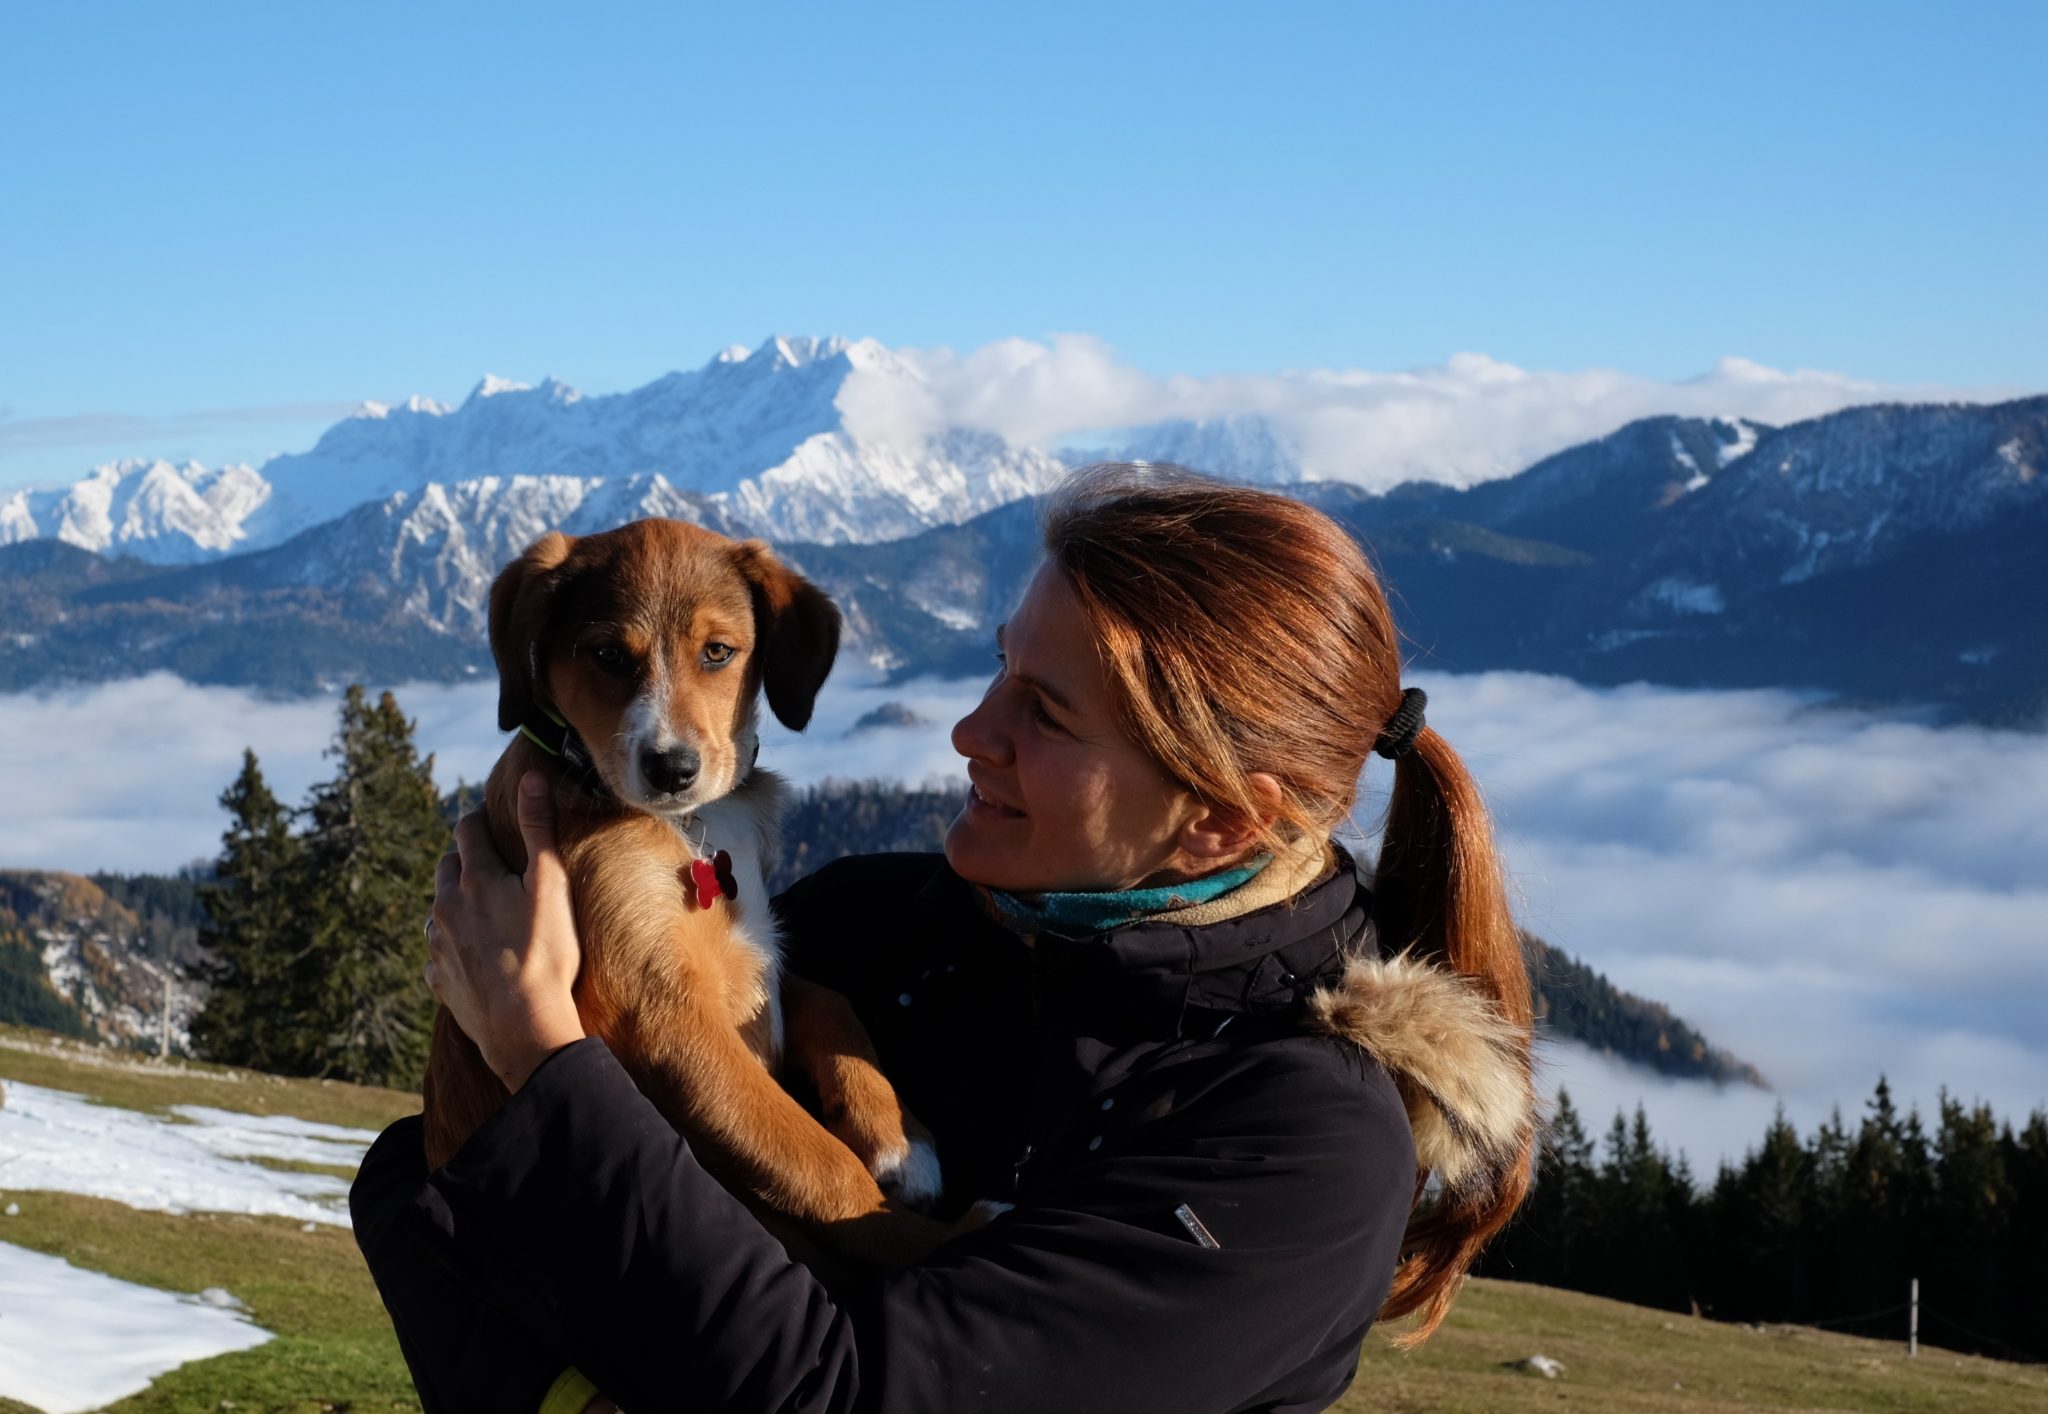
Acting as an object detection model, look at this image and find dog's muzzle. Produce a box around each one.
[640,745,701,795]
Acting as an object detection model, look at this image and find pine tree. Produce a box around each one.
[1930,1091,2010,1345]
[189,750,305,1070]
[1709,1107,1810,1322]
[292,685,446,1089]
[1836,1075,1916,1310]
[1511,1088,1599,1286]
[1595,1105,1689,1310]
[2007,1110,2048,1356]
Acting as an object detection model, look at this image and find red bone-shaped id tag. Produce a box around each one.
[687,850,737,908]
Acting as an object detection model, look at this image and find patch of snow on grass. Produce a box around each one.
[167,1102,386,1170]
[0,1080,377,1227]
[0,1239,271,1413]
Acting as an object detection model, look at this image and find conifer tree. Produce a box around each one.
[1836,1075,1918,1306]
[190,749,305,1070]
[1500,1088,1598,1286]
[292,685,446,1088]
[1711,1107,1811,1320]
[1931,1091,2009,1341]
[2008,1110,2048,1350]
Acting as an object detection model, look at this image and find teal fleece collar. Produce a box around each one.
[983,855,1271,938]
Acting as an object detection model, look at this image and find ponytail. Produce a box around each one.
[1369,726,1536,1346]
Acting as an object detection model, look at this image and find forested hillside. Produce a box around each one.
[0,870,200,1047]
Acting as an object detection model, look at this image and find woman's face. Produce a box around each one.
[945,563,1209,894]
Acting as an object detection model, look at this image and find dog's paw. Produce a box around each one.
[958,1198,1014,1234]
[872,1134,943,1211]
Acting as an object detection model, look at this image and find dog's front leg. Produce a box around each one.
[780,974,942,1210]
[626,988,958,1269]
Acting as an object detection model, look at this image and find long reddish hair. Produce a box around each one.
[1041,462,1534,1344]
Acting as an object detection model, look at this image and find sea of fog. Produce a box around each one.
[3,669,2043,1176]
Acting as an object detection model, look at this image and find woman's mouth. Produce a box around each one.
[967,782,1026,819]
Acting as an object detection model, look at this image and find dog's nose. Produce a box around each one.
[641,746,700,795]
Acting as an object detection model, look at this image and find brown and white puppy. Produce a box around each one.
[422,518,945,1264]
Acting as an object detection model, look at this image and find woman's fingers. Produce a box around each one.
[435,846,461,899]
[515,771,568,900]
[425,775,587,1090]
[452,810,509,884]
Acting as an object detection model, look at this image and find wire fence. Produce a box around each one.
[1780,1297,2046,1366]
[1801,1302,1906,1330]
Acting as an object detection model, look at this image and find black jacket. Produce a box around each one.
[353,851,1530,1413]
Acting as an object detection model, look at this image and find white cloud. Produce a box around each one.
[3,669,2043,1175]
[0,672,984,876]
[854,339,2014,489]
[1538,1041,1791,1178]
[1368,672,2048,1171]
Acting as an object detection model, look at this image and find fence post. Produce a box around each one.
[1908,1277,1918,1357]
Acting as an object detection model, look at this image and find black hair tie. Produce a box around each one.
[1374,687,1428,760]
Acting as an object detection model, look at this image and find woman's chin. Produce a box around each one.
[944,813,1030,891]
[942,816,990,877]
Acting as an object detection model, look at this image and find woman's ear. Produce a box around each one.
[1177,772,1285,863]
[488,531,575,732]
[731,540,841,731]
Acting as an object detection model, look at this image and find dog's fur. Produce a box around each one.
[422,519,945,1263]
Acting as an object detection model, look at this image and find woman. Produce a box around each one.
[352,464,1538,1413]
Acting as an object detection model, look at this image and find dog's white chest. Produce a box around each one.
[672,793,786,1061]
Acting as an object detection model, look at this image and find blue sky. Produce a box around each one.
[3,0,2043,490]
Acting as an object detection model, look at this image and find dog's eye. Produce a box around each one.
[591,644,630,674]
[702,642,736,668]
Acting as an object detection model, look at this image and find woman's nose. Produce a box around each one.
[951,689,1011,766]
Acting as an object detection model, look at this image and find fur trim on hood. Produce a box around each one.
[1306,953,1535,1195]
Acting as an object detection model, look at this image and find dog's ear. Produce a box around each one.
[732,539,840,731]
[488,531,576,732]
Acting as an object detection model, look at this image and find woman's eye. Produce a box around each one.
[592,644,630,674]
[703,642,736,667]
[1029,697,1065,733]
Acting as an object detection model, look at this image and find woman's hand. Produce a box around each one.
[427,770,587,1092]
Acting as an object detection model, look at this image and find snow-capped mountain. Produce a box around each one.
[1068,414,1306,484]
[0,336,1070,561]
[1455,415,1769,541]
[3,394,2043,722]
[0,459,271,565]
[198,473,745,636]
[1647,400,2043,585]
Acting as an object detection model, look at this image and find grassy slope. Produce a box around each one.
[0,1025,421,1131]
[0,1024,421,1413]
[1348,1280,2047,1413]
[4,1026,2045,1413]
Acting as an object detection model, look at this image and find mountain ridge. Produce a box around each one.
[0,335,1071,559]
[2,395,2042,722]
